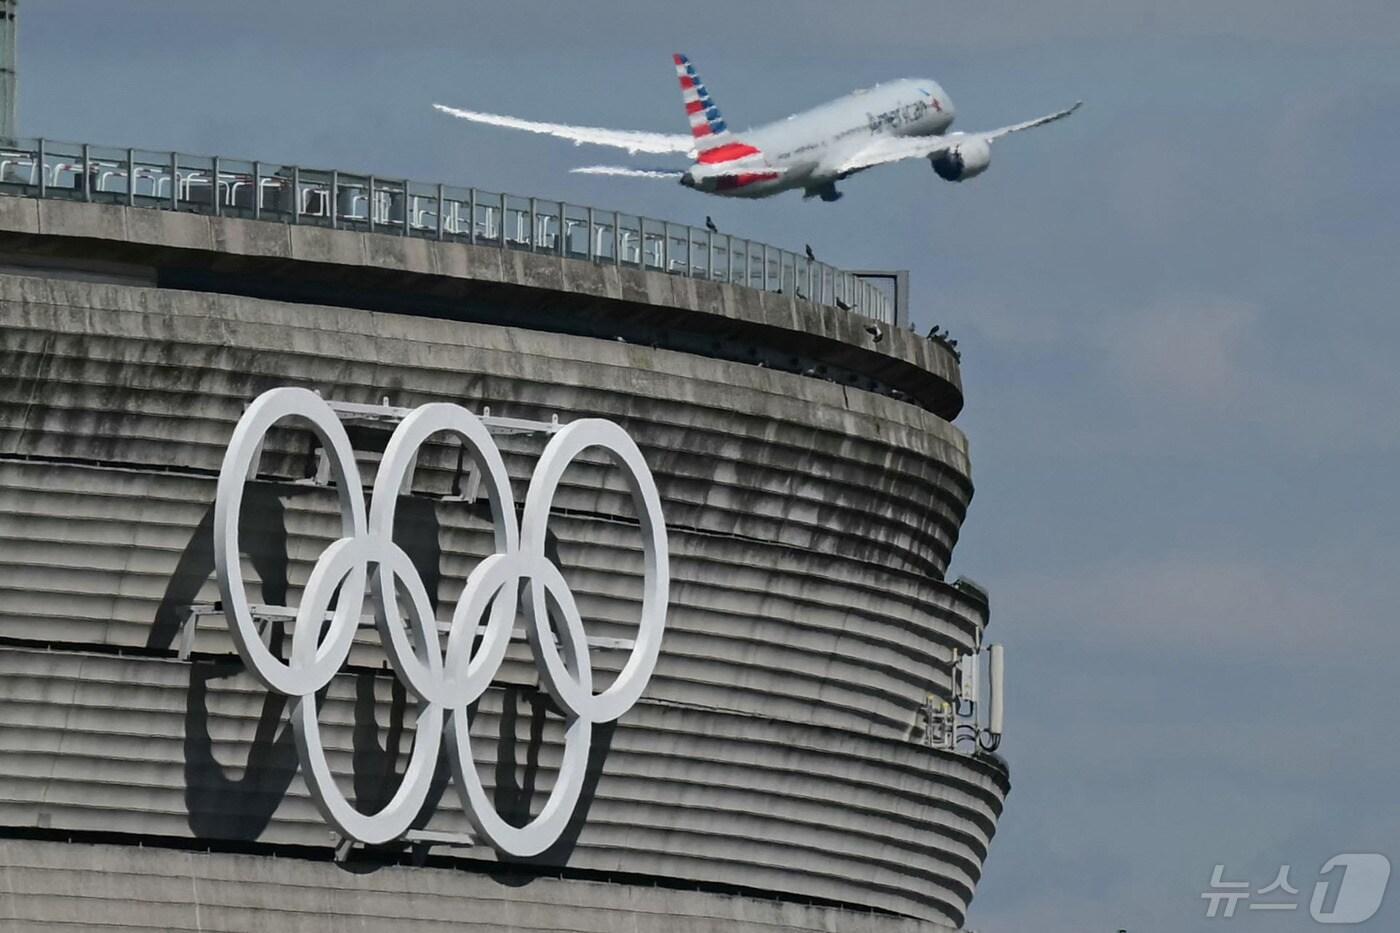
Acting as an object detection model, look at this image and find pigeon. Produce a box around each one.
[865,324,884,344]
[805,244,816,262]
[705,216,719,234]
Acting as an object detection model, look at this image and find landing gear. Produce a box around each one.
[803,182,843,202]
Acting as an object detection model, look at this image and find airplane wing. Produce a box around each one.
[434,103,694,155]
[835,102,1082,174]
[571,165,686,178]
[571,163,790,182]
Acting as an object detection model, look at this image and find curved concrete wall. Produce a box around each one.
[0,203,1006,931]
[0,839,941,933]
[0,199,965,417]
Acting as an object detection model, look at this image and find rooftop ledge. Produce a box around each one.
[0,139,963,419]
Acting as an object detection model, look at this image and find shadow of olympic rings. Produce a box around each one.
[152,483,613,867]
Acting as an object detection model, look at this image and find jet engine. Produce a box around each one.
[930,137,991,182]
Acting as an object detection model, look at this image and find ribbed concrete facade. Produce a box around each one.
[0,201,1007,931]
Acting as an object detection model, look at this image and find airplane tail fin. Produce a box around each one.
[674,54,733,152]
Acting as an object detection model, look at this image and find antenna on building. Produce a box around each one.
[986,643,1004,739]
[0,0,15,139]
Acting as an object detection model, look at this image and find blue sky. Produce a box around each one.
[21,3,1400,930]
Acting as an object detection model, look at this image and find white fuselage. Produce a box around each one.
[682,78,956,198]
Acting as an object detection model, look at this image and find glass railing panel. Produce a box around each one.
[640,218,666,271]
[591,211,618,262]
[464,188,495,243]
[214,158,257,216]
[729,238,746,284]
[85,145,130,204]
[532,199,561,252]
[330,172,370,230]
[171,153,213,212]
[502,194,532,248]
[617,214,641,266]
[780,251,797,296]
[436,185,468,240]
[688,227,709,278]
[39,140,85,200]
[405,180,439,237]
[766,247,781,293]
[292,168,332,226]
[0,138,41,190]
[562,204,590,259]
[368,178,408,233]
[253,163,294,220]
[708,233,729,281]
[664,223,690,274]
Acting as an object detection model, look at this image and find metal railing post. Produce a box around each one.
[468,187,478,242]
[437,183,445,240]
[329,170,338,229]
[499,192,507,245]
[402,180,410,235]
[252,161,261,219]
[558,202,566,256]
[292,166,300,223]
[528,197,537,249]
[613,211,621,264]
[81,144,91,201]
[586,207,595,261]
[661,222,669,272]
[170,152,178,209]
[211,156,221,216]
[367,176,375,233]
[126,148,136,206]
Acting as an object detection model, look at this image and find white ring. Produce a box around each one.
[521,420,670,723]
[214,387,366,698]
[214,390,669,856]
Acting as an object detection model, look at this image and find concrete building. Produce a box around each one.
[0,146,1006,931]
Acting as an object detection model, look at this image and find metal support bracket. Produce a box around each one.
[332,828,477,862]
[325,398,563,437]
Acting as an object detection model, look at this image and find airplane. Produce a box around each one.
[434,53,1080,202]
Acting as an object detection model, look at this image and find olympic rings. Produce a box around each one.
[213,387,669,855]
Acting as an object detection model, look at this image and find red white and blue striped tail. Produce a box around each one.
[674,53,732,151]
